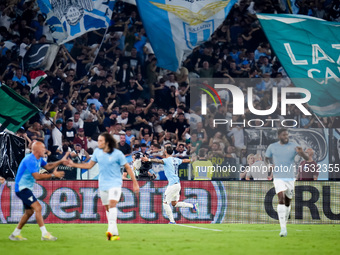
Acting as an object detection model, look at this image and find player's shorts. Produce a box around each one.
[273,179,295,199]
[163,183,181,204]
[100,187,122,205]
[15,188,37,209]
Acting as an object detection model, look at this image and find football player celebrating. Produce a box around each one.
[265,129,308,237]
[67,132,139,240]
[142,145,198,224]
[9,141,67,241]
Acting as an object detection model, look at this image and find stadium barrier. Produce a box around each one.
[0,181,339,224]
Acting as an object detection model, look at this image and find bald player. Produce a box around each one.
[9,141,68,241]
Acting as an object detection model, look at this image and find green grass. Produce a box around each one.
[0,224,339,255]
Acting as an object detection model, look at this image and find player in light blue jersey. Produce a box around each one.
[265,129,308,237]
[67,132,139,241]
[142,145,198,224]
[9,141,66,241]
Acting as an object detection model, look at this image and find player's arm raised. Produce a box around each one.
[43,152,70,171]
[142,157,164,164]
[296,147,309,161]
[124,163,139,193]
[66,159,96,169]
[182,159,191,164]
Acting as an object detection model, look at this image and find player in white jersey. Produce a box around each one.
[265,129,308,237]
[142,146,198,224]
[67,132,139,240]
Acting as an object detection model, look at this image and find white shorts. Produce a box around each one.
[163,183,181,204]
[273,179,295,199]
[99,187,122,205]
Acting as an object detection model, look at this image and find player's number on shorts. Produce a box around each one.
[173,159,179,175]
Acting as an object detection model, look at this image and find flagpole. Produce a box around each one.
[87,27,110,76]
[38,110,63,136]
[313,113,326,129]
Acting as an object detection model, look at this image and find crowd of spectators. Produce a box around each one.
[0,0,338,179]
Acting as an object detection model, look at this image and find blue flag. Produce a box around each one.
[37,0,115,44]
[257,14,340,117]
[136,0,237,71]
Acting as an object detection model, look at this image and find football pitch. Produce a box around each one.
[1,224,339,255]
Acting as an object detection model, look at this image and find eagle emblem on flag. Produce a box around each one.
[150,0,231,26]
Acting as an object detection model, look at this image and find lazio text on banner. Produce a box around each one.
[257,14,340,117]
[0,84,40,133]
[136,0,237,71]
[37,0,115,45]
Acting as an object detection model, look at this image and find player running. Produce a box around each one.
[67,132,139,240]
[142,145,198,224]
[265,129,308,237]
[9,141,67,241]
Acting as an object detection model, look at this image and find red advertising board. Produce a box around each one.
[0,181,226,224]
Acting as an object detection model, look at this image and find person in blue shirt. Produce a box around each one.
[67,132,139,241]
[87,92,103,110]
[12,68,28,87]
[142,145,198,224]
[265,129,308,237]
[9,141,67,241]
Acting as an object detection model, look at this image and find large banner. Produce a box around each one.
[136,0,237,71]
[223,181,340,224]
[257,14,340,117]
[0,181,226,224]
[37,0,115,44]
[1,181,339,224]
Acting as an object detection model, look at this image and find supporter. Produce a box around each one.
[62,119,77,145]
[73,128,88,150]
[175,143,188,158]
[12,68,28,88]
[1,0,336,179]
[297,148,319,181]
[27,122,44,143]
